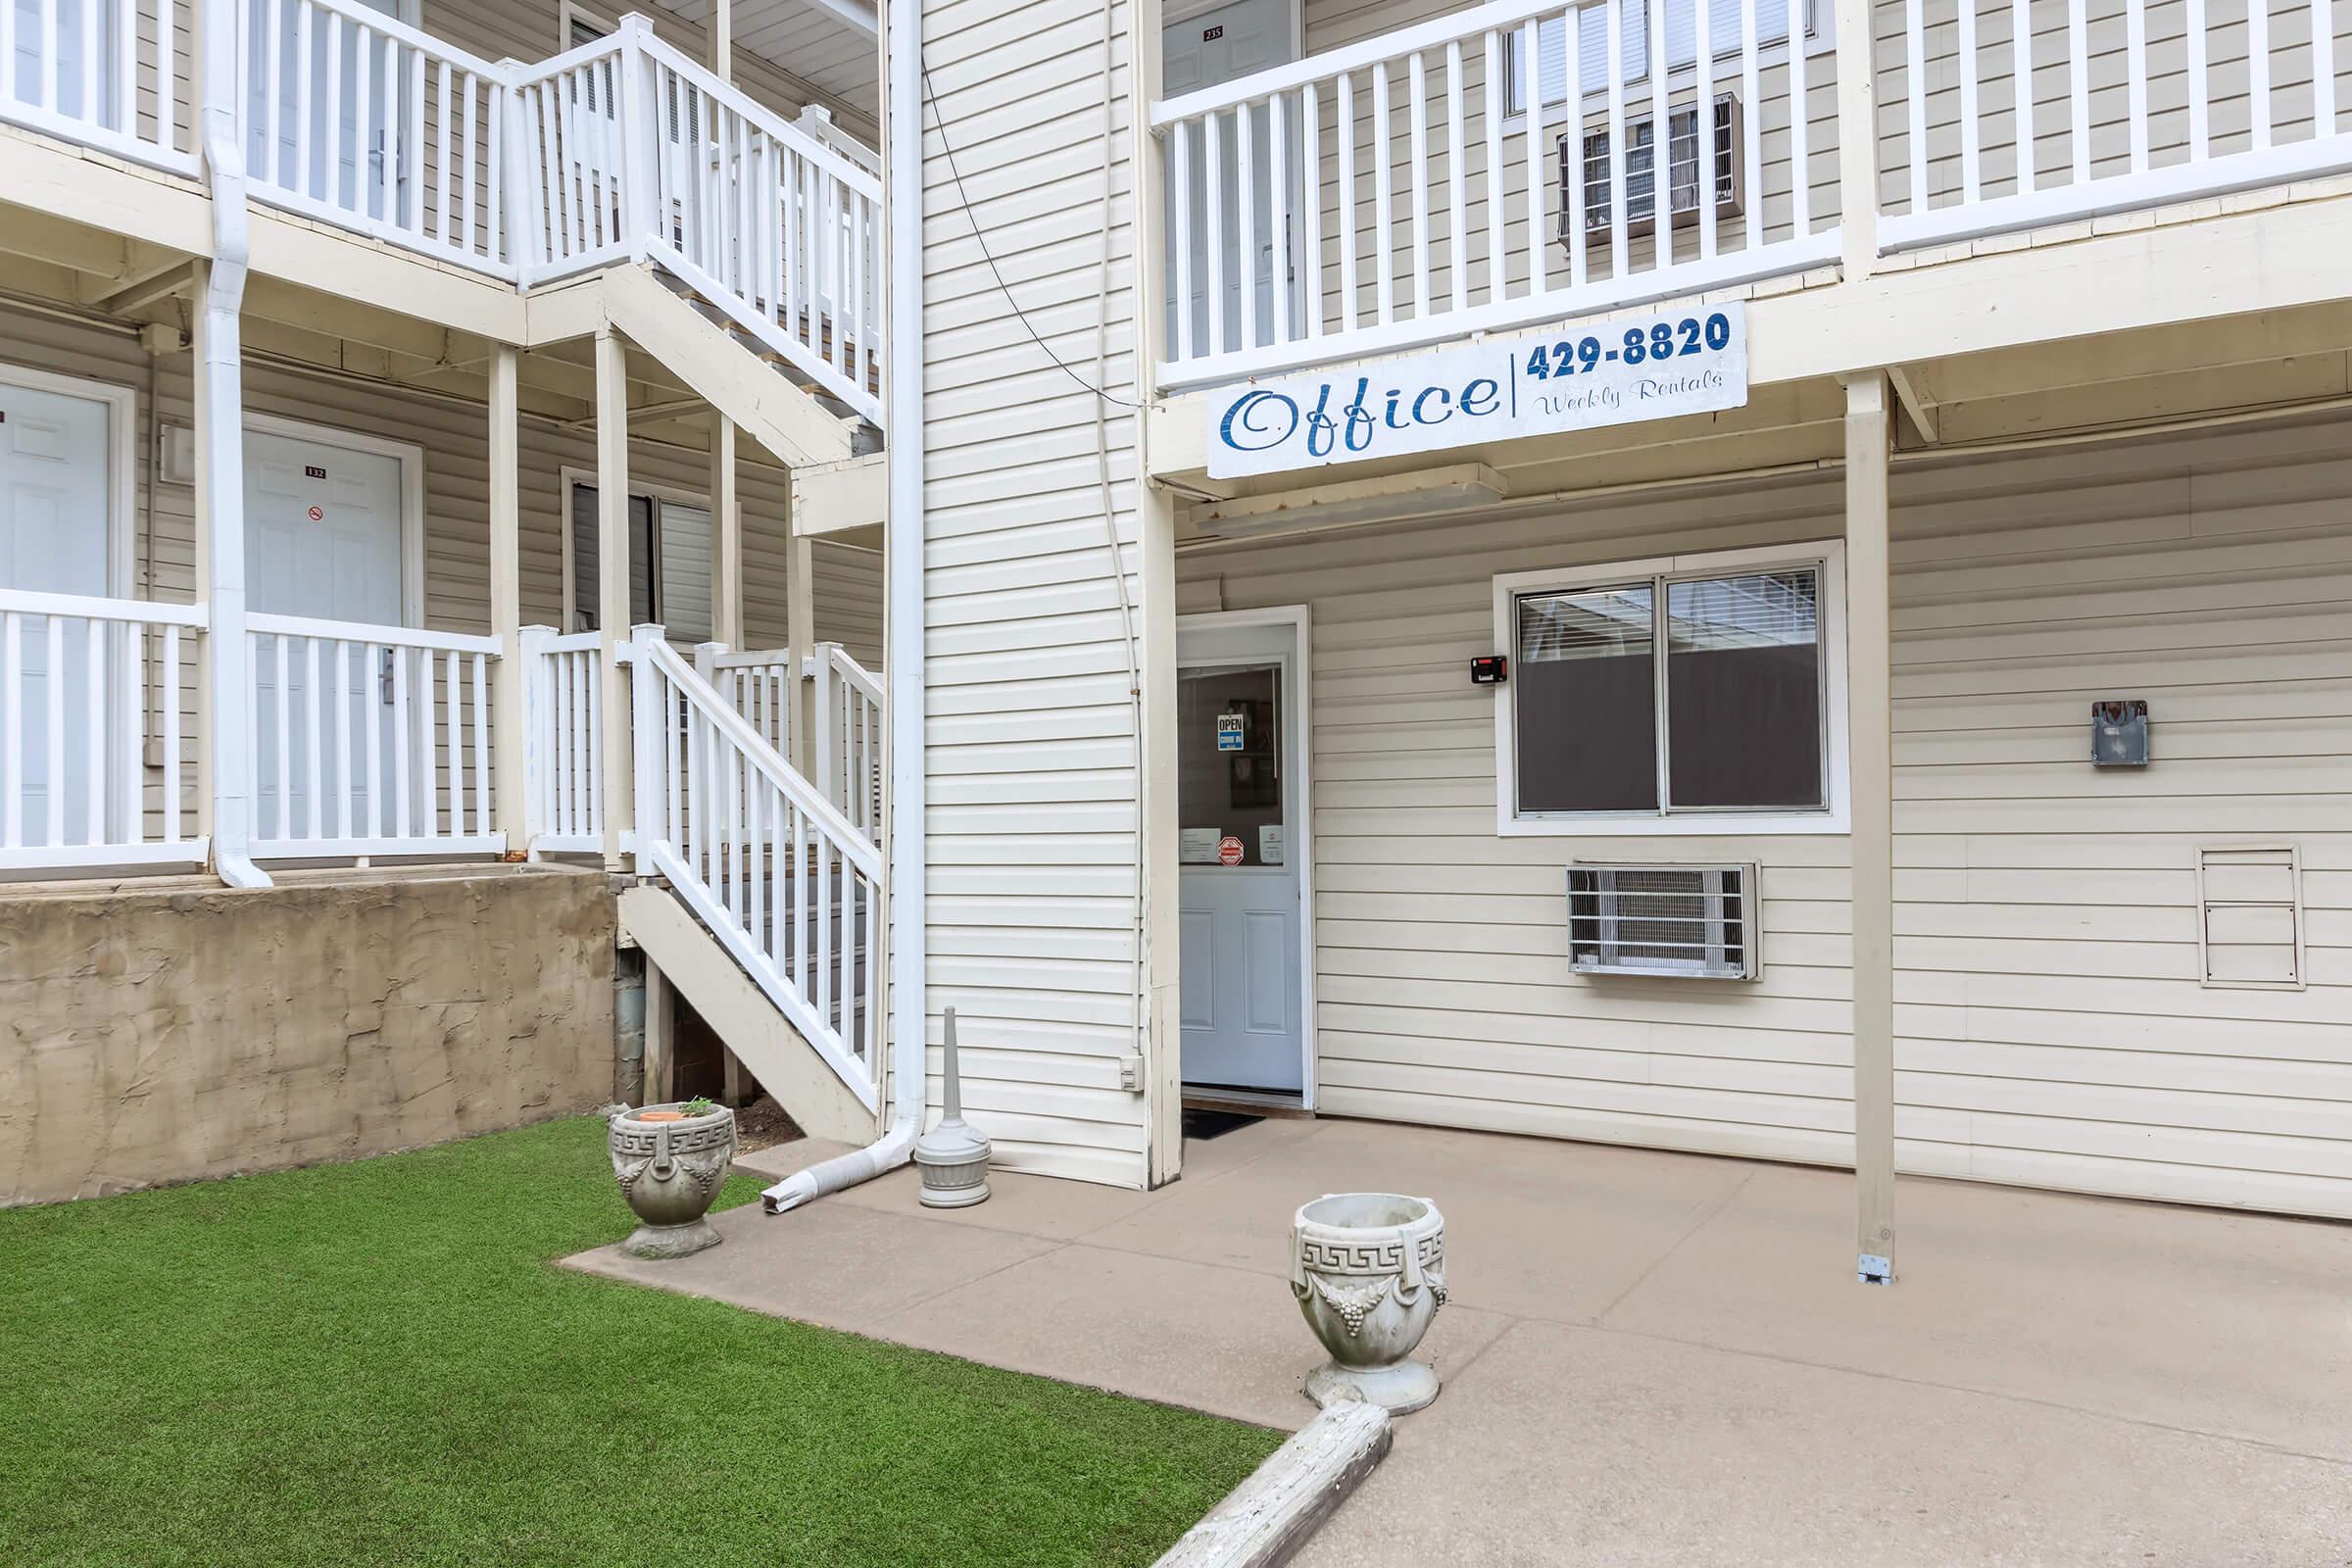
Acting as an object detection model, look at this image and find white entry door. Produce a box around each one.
[1177,619,1305,1096]
[245,425,407,843]
[0,376,116,847]
[1163,0,1300,361]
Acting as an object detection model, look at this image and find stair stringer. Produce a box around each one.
[598,262,858,471]
[618,883,882,1147]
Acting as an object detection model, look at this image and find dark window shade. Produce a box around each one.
[1666,570,1822,808]
[571,484,655,632]
[1514,585,1658,813]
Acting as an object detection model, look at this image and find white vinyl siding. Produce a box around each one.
[1177,410,2352,1220]
[919,0,1154,1185]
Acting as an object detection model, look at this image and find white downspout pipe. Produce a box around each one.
[197,0,270,890]
[762,0,924,1213]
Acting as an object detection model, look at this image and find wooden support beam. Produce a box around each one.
[1834,0,1878,276]
[596,324,636,869]
[1886,365,1937,444]
[710,0,731,80]
[489,347,530,853]
[1843,370,1896,1287]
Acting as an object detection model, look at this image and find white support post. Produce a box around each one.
[1844,371,1895,1286]
[596,323,636,869]
[785,485,814,775]
[1835,0,1879,271]
[616,16,658,264]
[710,0,731,81]
[489,346,528,852]
[711,415,742,648]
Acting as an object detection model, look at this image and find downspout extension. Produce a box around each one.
[763,0,925,1214]
[198,0,270,891]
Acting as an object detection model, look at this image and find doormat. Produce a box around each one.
[1181,1108,1264,1141]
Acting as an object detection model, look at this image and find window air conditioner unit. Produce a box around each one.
[1566,862,1757,980]
[1559,91,1744,244]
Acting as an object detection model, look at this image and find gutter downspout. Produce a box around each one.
[197,0,270,891]
[762,0,924,1213]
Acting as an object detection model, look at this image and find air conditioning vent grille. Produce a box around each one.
[1566,862,1756,979]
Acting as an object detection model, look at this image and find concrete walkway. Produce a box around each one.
[565,1117,2352,1565]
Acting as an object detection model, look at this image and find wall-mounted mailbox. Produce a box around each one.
[2091,700,2150,767]
[1470,656,1509,686]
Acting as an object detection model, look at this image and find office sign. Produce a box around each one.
[1205,304,1748,479]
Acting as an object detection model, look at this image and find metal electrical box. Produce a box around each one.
[2091,700,2150,767]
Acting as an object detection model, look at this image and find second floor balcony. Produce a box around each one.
[1150,0,2352,392]
[0,0,885,423]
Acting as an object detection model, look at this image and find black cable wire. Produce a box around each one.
[920,61,1141,410]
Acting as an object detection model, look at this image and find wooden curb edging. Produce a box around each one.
[1153,1396,1394,1568]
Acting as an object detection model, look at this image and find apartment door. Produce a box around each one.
[1177,617,1306,1098]
[245,424,408,842]
[1162,0,1300,360]
[0,375,115,847]
[249,0,412,214]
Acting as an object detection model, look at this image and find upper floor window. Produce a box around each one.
[1494,544,1847,835]
[1502,0,1801,120]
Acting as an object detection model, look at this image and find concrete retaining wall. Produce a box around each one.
[0,865,616,1205]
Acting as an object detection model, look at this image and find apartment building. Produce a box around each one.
[5,0,2346,1280]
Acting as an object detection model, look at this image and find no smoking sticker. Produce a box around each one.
[307,505,324,521]
[1216,836,1244,866]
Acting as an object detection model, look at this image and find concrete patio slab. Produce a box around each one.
[1296,1316,2352,1568]
[1601,1158,2352,1461]
[565,1115,2352,1565]
[563,1196,1056,1330]
[877,1241,1513,1429]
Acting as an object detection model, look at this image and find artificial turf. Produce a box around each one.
[0,1117,1283,1566]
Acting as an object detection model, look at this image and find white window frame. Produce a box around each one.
[1498,0,1833,134]
[1493,539,1849,838]
[560,466,714,637]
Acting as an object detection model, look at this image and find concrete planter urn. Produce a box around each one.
[609,1102,737,1259]
[1290,1192,1447,1415]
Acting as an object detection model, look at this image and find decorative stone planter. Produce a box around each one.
[609,1102,737,1259]
[1290,1192,1447,1415]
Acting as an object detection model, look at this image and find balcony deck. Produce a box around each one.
[1147,0,2352,401]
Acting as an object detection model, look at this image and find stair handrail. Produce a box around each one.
[631,29,881,201]
[627,626,881,884]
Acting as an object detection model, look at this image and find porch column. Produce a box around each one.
[189,264,269,888]
[1833,0,1879,276]
[784,492,814,775]
[489,347,529,851]
[595,323,636,869]
[710,415,742,647]
[1844,371,1896,1285]
[710,0,732,80]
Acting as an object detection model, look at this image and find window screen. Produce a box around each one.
[1512,563,1825,817]
[570,483,655,632]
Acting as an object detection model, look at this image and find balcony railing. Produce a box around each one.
[0,4,884,425]
[1152,0,2352,389]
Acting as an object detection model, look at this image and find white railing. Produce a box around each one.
[524,625,603,855]
[246,612,503,859]
[811,642,882,843]
[0,590,208,873]
[635,29,885,424]
[1152,0,1840,387]
[1878,0,2352,252]
[704,643,797,761]
[509,30,632,282]
[629,626,883,1107]
[243,0,516,275]
[0,0,198,173]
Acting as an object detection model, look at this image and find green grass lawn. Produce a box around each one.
[0,1118,1281,1567]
